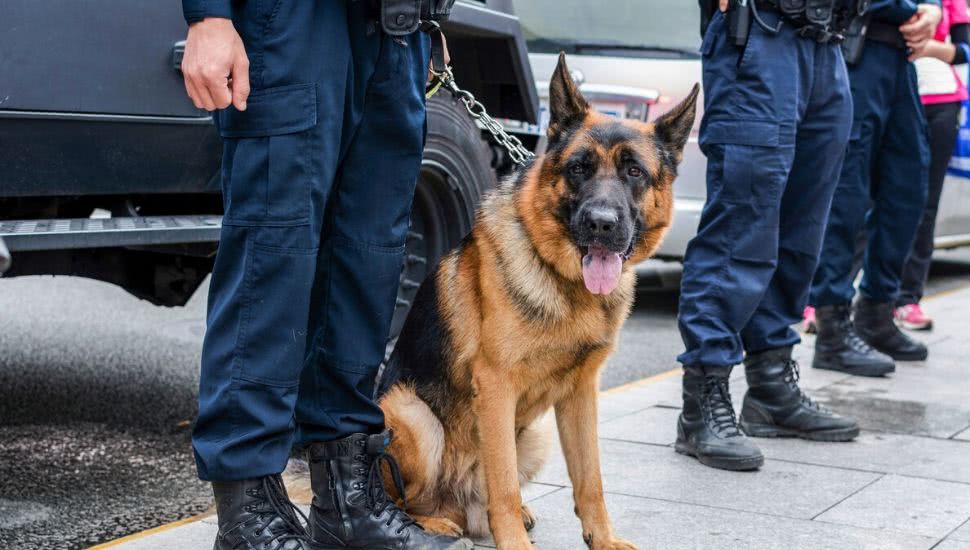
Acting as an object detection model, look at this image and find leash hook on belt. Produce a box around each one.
[428,66,536,166]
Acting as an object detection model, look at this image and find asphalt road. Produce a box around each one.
[1,250,969,548]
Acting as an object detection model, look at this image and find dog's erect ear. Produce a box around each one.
[654,83,700,165]
[548,52,589,136]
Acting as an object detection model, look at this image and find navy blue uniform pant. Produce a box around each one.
[193,2,431,481]
[810,41,929,307]
[678,11,852,368]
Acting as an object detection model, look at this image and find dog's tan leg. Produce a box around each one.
[472,357,532,550]
[555,356,637,550]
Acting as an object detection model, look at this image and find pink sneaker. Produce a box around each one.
[802,305,817,334]
[895,304,933,331]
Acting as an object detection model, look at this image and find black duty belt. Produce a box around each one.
[752,0,850,43]
[865,19,907,49]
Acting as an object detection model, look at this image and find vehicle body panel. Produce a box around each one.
[0,0,537,198]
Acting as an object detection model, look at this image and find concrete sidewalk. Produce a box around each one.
[99,286,970,550]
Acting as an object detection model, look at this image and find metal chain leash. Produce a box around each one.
[428,67,536,166]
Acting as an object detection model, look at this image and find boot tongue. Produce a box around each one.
[581,244,623,295]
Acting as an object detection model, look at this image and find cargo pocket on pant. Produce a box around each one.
[703,119,785,264]
[218,83,317,225]
[233,240,317,387]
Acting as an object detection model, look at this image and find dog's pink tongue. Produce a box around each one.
[581,245,623,295]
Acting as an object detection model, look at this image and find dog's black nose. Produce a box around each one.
[584,208,618,238]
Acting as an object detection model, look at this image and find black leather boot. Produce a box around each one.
[307,432,473,550]
[211,475,314,550]
[854,297,929,361]
[675,365,764,471]
[741,348,860,441]
[813,304,895,376]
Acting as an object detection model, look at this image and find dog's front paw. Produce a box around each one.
[415,516,464,537]
[521,504,537,531]
[584,532,638,550]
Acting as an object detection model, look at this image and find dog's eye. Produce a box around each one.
[570,163,586,176]
[627,166,643,178]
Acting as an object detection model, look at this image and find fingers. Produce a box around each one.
[182,67,217,111]
[230,54,250,111]
[202,65,233,110]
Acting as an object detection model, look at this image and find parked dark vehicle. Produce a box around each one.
[0,0,538,338]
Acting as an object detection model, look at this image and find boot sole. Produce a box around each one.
[811,358,894,377]
[741,421,860,442]
[882,349,928,362]
[674,441,764,471]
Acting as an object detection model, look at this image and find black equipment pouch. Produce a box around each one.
[699,0,719,37]
[727,0,753,47]
[379,0,455,72]
[380,0,453,36]
[841,12,870,64]
[381,0,422,36]
[805,0,833,25]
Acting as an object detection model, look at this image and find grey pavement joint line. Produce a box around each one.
[766,455,970,486]
[931,517,970,549]
[810,473,886,521]
[595,489,865,524]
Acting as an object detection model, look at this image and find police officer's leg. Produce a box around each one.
[676,10,801,471]
[193,3,354,549]
[737,45,858,441]
[290,13,469,549]
[809,43,896,376]
[294,27,429,448]
[854,61,930,361]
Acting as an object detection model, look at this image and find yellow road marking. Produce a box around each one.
[601,366,681,396]
[88,511,213,549]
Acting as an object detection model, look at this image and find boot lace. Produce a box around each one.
[365,451,418,535]
[837,315,878,355]
[247,475,312,548]
[782,360,826,412]
[701,377,741,437]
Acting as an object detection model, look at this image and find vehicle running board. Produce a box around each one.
[0,215,222,251]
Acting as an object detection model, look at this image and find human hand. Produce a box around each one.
[181,18,250,111]
[907,39,955,62]
[900,4,943,51]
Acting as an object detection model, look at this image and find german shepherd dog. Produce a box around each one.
[377,54,698,549]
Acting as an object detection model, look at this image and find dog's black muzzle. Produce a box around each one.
[571,201,634,254]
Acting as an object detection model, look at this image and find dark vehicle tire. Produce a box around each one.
[388,93,497,347]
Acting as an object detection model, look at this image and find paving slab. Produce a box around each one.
[810,364,970,438]
[521,489,936,550]
[110,520,217,550]
[756,432,970,484]
[598,374,681,422]
[599,406,679,446]
[934,540,970,550]
[536,438,881,520]
[949,519,970,542]
[815,474,970,539]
